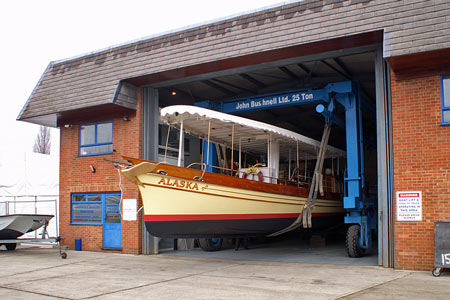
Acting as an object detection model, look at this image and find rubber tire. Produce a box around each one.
[61,252,68,259]
[5,243,17,251]
[198,238,223,251]
[432,268,442,277]
[346,225,365,258]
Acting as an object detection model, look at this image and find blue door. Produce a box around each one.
[103,194,122,249]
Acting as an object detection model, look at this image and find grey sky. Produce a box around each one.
[0,0,288,158]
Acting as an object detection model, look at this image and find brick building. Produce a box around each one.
[18,0,450,270]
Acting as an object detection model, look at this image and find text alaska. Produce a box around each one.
[157,178,199,190]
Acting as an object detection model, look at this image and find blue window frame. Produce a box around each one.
[441,75,450,125]
[71,193,121,225]
[79,121,113,156]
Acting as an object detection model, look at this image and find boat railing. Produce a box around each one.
[185,161,342,193]
[186,162,238,175]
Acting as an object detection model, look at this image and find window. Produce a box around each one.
[441,75,450,124]
[79,121,113,156]
[158,124,190,158]
[71,193,121,225]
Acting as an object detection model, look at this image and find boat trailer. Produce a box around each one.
[0,219,67,259]
[196,81,377,257]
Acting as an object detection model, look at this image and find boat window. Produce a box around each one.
[441,75,450,124]
[79,121,113,156]
[71,193,120,225]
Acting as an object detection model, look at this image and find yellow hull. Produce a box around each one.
[139,173,342,216]
[122,163,345,237]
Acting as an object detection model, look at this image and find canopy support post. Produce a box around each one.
[177,120,184,167]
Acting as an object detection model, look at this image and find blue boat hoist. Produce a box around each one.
[196,81,377,257]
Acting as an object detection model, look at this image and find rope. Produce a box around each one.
[198,120,211,181]
[267,123,332,236]
[231,124,235,174]
[117,168,124,218]
[117,163,145,217]
[164,125,171,163]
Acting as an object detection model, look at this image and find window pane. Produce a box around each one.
[87,194,101,202]
[72,203,102,223]
[184,138,190,156]
[444,77,450,107]
[443,110,450,123]
[105,195,121,223]
[80,124,95,145]
[159,124,179,149]
[73,195,86,202]
[97,122,113,144]
[158,147,178,158]
[80,144,113,156]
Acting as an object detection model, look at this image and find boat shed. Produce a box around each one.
[18,0,450,271]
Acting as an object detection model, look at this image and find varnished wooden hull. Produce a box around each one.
[121,157,345,238]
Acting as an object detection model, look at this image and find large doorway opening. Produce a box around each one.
[139,42,391,266]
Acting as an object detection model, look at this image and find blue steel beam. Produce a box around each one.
[339,85,375,250]
[315,103,345,128]
[195,81,353,114]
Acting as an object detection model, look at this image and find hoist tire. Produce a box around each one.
[346,225,365,258]
[198,238,223,251]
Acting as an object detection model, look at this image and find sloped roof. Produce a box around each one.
[18,0,450,127]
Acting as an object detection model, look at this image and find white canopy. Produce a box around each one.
[160,105,345,160]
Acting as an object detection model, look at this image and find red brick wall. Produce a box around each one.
[391,73,450,270]
[59,89,143,254]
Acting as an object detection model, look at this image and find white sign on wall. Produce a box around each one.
[122,198,137,221]
[396,191,422,221]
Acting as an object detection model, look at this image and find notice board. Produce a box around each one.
[396,191,422,221]
[123,198,137,221]
[434,221,450,268]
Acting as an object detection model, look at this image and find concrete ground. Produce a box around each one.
[165,234,379,266]
[0,246,448,300]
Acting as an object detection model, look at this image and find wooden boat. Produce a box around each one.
[120,105,346,239]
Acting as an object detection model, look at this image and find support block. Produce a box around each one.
[344,196,360,209]
[345,215,361,225]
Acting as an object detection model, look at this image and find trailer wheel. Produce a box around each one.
[198,238,223,251]
[346,225,365,258]
[5,243,17,251]
[432,268,442,277]
[61,252,67,259]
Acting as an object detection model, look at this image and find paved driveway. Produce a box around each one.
[0,248,447,300]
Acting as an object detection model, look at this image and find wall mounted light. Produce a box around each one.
[64,124,73,128]
[171,91,177,96]
[123,116,129,121]
[90,165,96,173]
